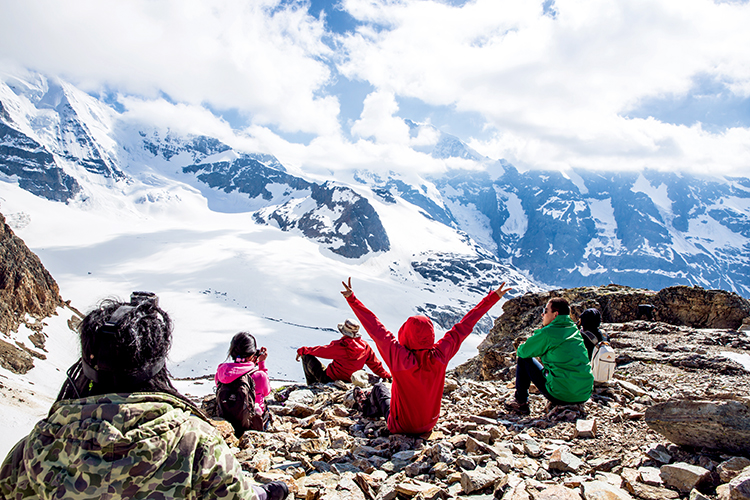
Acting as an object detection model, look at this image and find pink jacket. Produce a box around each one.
[215,360,271,412]
[346,291,499,435]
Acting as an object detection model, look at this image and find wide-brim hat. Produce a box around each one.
[338,318,361,338]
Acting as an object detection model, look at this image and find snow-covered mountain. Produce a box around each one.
[4,70,750,299]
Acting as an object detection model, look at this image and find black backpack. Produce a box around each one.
[216,369,266,435]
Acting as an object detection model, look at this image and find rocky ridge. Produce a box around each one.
[455,284,750,381]
[0,212,63,374]
[196,285,750,500]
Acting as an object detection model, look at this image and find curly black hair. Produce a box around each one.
[56,295,203,416]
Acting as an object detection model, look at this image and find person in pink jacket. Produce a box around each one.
[341,278,512,435]
[215,332,272,435]
[296,318,392,384]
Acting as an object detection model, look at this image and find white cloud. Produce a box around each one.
[337,0,750,174]
[351,90,411,144]
[0,0,340,136]
[3,0,750,176]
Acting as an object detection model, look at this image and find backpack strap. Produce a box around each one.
[580,329,599,345]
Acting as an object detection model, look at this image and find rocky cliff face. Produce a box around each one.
[0,212,62,373]
[456,284,750,381]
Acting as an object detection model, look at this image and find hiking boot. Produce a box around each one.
[259,481,289,500]
[504,398,531,415]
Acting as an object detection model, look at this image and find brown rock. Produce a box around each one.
[581,480,634,499]
[718,458,750,483]
[729,466,750,500]
[0,212,63,337]
[549,446,584,473]
[535,484,583,500]
[574,419,597,439]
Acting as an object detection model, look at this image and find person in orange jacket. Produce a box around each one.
[341,277,512,435]
[296,318,391,384]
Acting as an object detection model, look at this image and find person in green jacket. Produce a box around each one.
[506,297,593,415]
[0,291,288,500]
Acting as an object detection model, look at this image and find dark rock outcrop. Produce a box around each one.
[455,284,750,380]
[0,212,62,373]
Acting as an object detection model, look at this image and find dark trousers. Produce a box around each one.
[514,356,567,406]
[301,354,333,385]
[363,382,391,420]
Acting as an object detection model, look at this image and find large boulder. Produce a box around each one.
[455,284,750,380]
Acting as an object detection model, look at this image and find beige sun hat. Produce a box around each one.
[337,318,361,338]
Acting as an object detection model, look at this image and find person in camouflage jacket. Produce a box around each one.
[0,393,258,500]
[0,292,287,500]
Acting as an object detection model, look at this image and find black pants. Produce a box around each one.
[514,357,568,406]
[301,354,333,385]
[363,382,391,420]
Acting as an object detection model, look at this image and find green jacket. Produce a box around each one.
[517,315,594,403]
[0,392,258,500]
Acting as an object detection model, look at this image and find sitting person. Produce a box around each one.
[296,318,391,384]
[341,277,512,435]
[577,307,607,360]
[215,332,272,437]
[0,291,288,500]
[507,297,594,415]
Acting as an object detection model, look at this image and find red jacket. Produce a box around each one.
[346,291,500,435]
[297,336,391,382]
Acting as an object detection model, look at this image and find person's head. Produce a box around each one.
[397,315,435,350]
[229,331,257,361]
[579,308,601,333]
[57,291,192,407]
[337,318,361,338]
[543,297,570,326]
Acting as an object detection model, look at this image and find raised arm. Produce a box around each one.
[341,278,414,372]
[434,282,513,361]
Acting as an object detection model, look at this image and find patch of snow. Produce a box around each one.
[443,198,497,254]
[722,351,750,371]
[631,174,672,213]
[496,189,527,238]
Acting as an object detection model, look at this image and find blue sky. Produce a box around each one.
[2,0,750,176]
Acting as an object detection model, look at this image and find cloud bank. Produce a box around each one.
[2,0,750,176]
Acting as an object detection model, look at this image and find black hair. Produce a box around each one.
[228,331,257,361]
[579,308,601,333]
[548,297,570,316]
[56,294,204,416]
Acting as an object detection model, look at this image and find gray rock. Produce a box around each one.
[644,443,672,464]
[660,462,711,493]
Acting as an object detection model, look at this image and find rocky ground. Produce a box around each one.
[198,317,750,500]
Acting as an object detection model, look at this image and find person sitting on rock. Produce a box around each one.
[506,297,594,415]
[296,318,391,385]
[577,307,607,360]
[341,277,512,435]
[0,291,288,500]
[215,331,272,437]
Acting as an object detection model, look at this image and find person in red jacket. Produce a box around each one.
[296,318,391,384]
[341,277,512,435]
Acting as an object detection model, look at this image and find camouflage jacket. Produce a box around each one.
[0,392,258,500]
